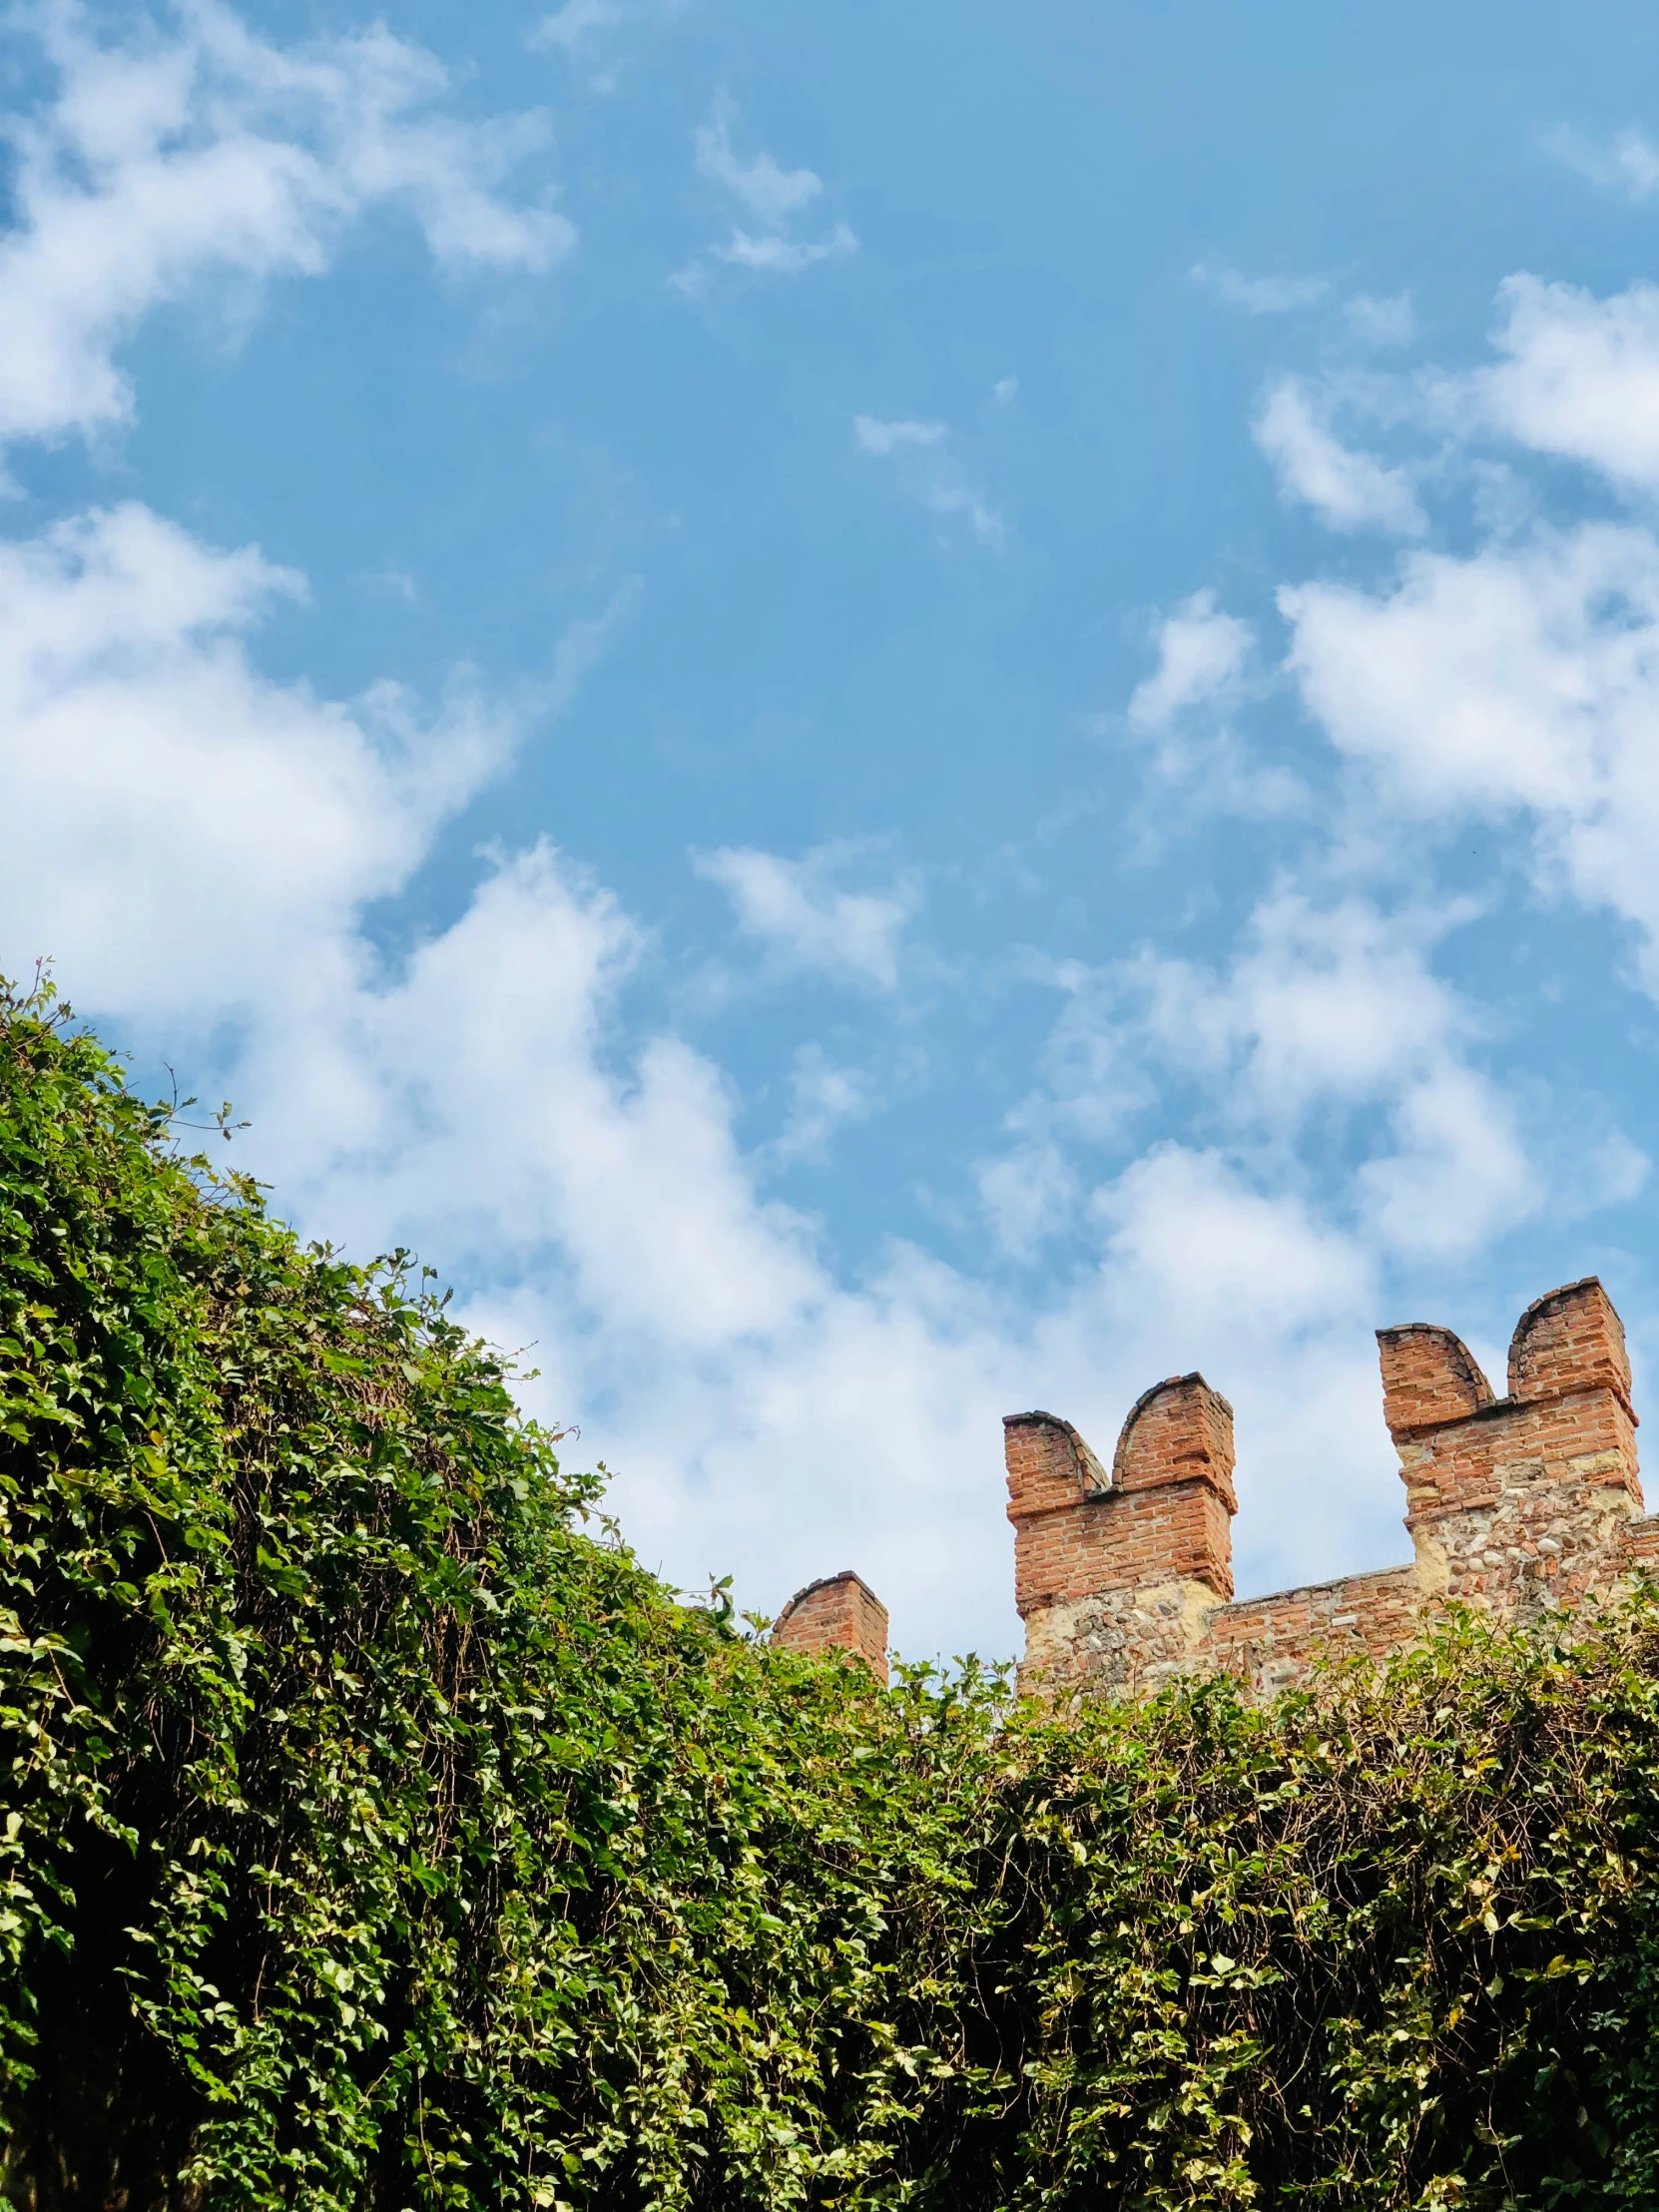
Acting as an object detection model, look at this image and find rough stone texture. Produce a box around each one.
[771,1569,890,1685]
[1007,1277,1657,1700]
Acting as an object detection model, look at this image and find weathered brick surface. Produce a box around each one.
[1378,1324,1494,1435]
[772,1569,890,1684]
[1007,1277,1650,1700]
[1508,1278,1632,1406]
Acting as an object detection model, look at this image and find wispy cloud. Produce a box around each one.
[1345,291,1416,347]
[852,415,944,458]
[694,96,825,229]
[853,414,1004,548]
[1550,125,1659,200]
[529,0,626,54]
[1128,590,1254,733]
[1195,266,1417,353]
[714,229,856,276]
[674,95,856,292]
[1191,261,1330,314]
[770,1045,877,1166]
[694,840,919,990]
[1116,591,1304,816]
[527,0,683,89]
[1254,376,1424,534]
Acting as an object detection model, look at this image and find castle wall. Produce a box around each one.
[1006,1278,1655,1700]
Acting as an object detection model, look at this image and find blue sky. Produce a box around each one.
[6,0,1659,1659]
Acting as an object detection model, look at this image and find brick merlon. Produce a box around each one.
[1002,1410,1109,1522]
[1376,1324,1494,1440]
[771,1568,890,1685]
[1508,1277,1635,1418]
[1111,1373,1237,1512]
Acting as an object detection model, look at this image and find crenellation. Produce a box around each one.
[1005,1275,1649,1698]
[781,1276,1649,1701]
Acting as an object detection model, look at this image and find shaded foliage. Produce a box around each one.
[4,980,1659,2209]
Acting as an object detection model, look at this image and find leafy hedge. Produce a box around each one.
[5,982,1659,2210]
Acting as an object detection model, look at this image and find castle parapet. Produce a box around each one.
[1010,1278,1652,1700]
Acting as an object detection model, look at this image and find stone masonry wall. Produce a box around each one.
[1005,1278,1659,1700]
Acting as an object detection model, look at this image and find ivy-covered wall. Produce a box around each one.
[6,981,1659,2211]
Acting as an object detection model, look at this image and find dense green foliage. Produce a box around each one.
[6,984,1659,2209]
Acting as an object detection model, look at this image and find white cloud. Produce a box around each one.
[1283,522,1659,976]
[695,842,918,990]
[770,1044,875,1166]
[1128,589,1254,732]
[977,1140,1079,1263]
[1120,591,1304,815]
[1191,261,1330,314]
[1130,894,1465,1118]
[0,501,511,1027]
[1255,377,1425,534]
[853,414,1004,548]
[529,0,626,54]
[1357,1064,1536,1258]
[1099,893,1536,1259]
[1461,275,1659,496]
[852,414,944,457]
[1092,1144,1371,1336]
[676,94,856,290]
[978,889,1536,1274]
[1259,270,1659,989]
[1072,1147,1400,1590]
[1550,125,1659,202]
[314,849,826,1352]
[694,94,823,229]
[1346,290,1415,347]
[715,225,856,275]
[976,883,1549,1360]
[0,0,570,451]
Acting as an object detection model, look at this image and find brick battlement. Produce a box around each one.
[771,1277,1656,1700]
[1009,1276,1657,1697]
